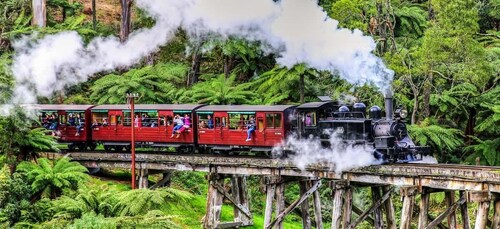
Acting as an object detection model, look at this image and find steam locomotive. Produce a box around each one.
[32,94,428,163]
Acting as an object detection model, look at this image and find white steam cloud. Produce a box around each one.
[8,0,393,105]
[273,131,380,173]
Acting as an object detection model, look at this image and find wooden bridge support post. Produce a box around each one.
[371,186,383,229]
[231,175,253,227]
[299,180,312,229]
[342,185,353,229]
[331,181,346,229]
[264,176,278,228]
[312,181,323,229]
[275,179,285,229]
[459,191,471,229]
[137,168,148,189]
[492,199,500,229]
[400,187,417,229]
[204,174,224,229]
[383,186,396,229]
[418,189,430,229]
[474,201,490,229]
[445,191,457,228]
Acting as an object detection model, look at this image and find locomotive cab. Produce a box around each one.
[295,101,339,140]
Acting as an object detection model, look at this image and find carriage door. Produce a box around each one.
[108,110,122,140]
[158,110,172,140]
[265,113,283,145]
[213,112,228,144]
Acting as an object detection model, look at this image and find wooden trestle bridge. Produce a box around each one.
[43,152,500,229]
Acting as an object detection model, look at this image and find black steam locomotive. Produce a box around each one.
[294,94,429,163]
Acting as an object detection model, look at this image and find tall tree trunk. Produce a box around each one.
[32,0,47,27]
[92,0,97,30]
[464,108,476,145]
[411,94,419,125]
[422,74,433,118]
[299,74,305,103]
[62,7,66,21]
[187,52,202,86]
[223,56,234,78]
[376,0,387,55]
[120,0,133,42]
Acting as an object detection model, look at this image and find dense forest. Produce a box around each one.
[0,0,499,228]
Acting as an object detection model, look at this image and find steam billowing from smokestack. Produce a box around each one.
[8,0,393,105]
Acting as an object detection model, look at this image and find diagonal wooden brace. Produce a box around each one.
[213,183,252,218]
[348,187,393,229]
[425,197,465,229]
[266,180,321,229]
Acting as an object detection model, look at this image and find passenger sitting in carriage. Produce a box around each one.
[175,114,191,138]
[171,115,184,138]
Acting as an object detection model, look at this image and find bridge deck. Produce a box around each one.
[46,152,500,193]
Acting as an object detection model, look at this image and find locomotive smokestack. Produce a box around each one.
[385,88,393,120]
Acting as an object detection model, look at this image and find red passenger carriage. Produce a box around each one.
[34,104,95,150]
[90,104,203,151]
[195,105,296,153]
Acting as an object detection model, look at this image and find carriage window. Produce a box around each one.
[123,112,131,126]
[159,116,165,126]
[59,115,67,125]
[110,115,117,125]
[198,114,215,129]
[140,111,159,127]
[117,116,121,125]
[166,115,173,126]
[266,114,274,128]
[92,112,108,125]
[215,117,221,128]
[265,113,282,128]
[229,114,250,130]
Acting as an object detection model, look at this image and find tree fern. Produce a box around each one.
[114,188,192,216]
[408,121,463,152]
[17,157,89,199]
[186,74,255,105]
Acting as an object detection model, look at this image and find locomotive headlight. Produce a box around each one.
[400,109,408,119]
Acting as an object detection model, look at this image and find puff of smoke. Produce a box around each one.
[9,0,393,108]
[273,130,380,173]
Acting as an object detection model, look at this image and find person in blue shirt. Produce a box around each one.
[207,115,214,129]
[245,116,256,141]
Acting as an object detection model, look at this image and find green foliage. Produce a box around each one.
[114,187,192,216]
[0,52,14,103]
[69,212,116,229]
[465,138,500,165]
[184,74,255,105]
[0,107,59,172]
[330,0,375,31]
[253,64,318,104]
[0,167,32,225]
[90,63,188,104]
[393,3,428,37]
[51,186,118,219]
[408,120,464,153]
[17,157,89,199]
